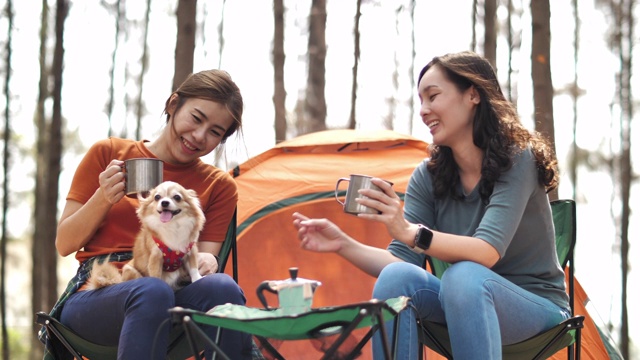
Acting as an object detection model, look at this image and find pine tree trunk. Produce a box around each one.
[173,0,197,91]
[273,0,286,143]
[618,1,633,357]
[135,0,152,140]
[2,1,14,359]
[304,0,327,133]
[530,0,557,201]
[348,0,361,130]
[31,0,66,358]
[483,0,497,69]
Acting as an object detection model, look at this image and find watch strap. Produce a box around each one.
[411,224,426,253]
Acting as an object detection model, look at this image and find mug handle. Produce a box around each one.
[334,178,350,205]
[256,281,278,310]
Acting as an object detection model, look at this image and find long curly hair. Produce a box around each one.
[419,51,558,202]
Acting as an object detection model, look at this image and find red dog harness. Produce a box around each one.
[152,237,195,272]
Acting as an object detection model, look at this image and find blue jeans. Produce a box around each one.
[372,261,570,360]
[60,274,253,360]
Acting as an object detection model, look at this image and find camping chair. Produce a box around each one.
[35,209,239,360]
[417,199,585,360]
[169,296,410,360]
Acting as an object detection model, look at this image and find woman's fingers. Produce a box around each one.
[372,178,396,197]
[99,160,126,204]
[292,212,310,222]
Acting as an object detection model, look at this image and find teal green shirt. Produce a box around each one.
[388,148,570,310]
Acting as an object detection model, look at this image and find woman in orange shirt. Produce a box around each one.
[44,70,252,359]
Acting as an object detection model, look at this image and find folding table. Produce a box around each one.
[169,296,409,360]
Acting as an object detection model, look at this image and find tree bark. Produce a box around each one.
[1,1,14,359]
[408,0,415,133]
[273,0,286,143]
[32,0,66,358]
[570,0,579,200]
[483,0,497,69]
[530,0,557,201]
[303,0,327,134]
[348,0,362,130]
[617,1,633,357]
[384,6,402,130]
[506,0,513,101]
[106,0,123,137]
[173,0,197,91]
[31,0,50,358]
[135,0,152,140]
[471,0,478,51]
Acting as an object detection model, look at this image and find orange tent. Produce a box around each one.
[225,129,614,359]
[230,129,427,307]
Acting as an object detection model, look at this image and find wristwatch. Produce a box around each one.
[411,224,433,254]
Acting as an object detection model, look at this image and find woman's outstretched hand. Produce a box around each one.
[292,212,346,253]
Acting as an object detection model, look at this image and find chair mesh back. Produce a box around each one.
[217,207,238,282]
[551,199,577,268]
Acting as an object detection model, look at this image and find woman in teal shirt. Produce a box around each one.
[292,51,570,359]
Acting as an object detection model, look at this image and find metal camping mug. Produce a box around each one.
[124,158,163,198]
[335,174,392,215]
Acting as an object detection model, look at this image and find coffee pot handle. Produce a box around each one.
[256,281,278,310]
[334,178,349,205]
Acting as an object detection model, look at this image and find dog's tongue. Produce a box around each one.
[160,210,173,223]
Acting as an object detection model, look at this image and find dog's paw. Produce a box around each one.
[190,271,203,283]
[122,264,143,281]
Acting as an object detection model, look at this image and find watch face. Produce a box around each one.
[416,226,433,249]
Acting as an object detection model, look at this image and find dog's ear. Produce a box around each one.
[186,189,200,202]
[138,189,155,203]
[185,189,202,209]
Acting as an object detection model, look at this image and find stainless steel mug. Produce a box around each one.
[124,158,163,198]
[335,174,391,215]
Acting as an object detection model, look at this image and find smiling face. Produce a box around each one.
[161,95,235,165]
[418,65,480,150]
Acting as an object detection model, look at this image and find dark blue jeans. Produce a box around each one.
[60,274,252,359]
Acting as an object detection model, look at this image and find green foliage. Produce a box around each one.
[0,327,30,360]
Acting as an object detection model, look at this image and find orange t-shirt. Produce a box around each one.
[67,137,238,265]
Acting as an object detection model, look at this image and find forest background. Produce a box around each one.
[0,0,637,359]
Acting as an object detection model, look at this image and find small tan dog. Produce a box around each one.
[87,181,206,291]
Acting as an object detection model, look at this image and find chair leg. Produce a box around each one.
[416,319,425,360]
[575,328,582,360]
[568,342,574,360]
[254,336,286,360]
[181,316,230,360]
[342,306,394,360]
[320,309,370,360]
[391,309,401,359]
[375,309,393,360]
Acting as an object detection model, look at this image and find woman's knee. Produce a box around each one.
[373,262,427,299]
[127,277,175,310]
[440,261,490,303]
[193,273,245,304]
